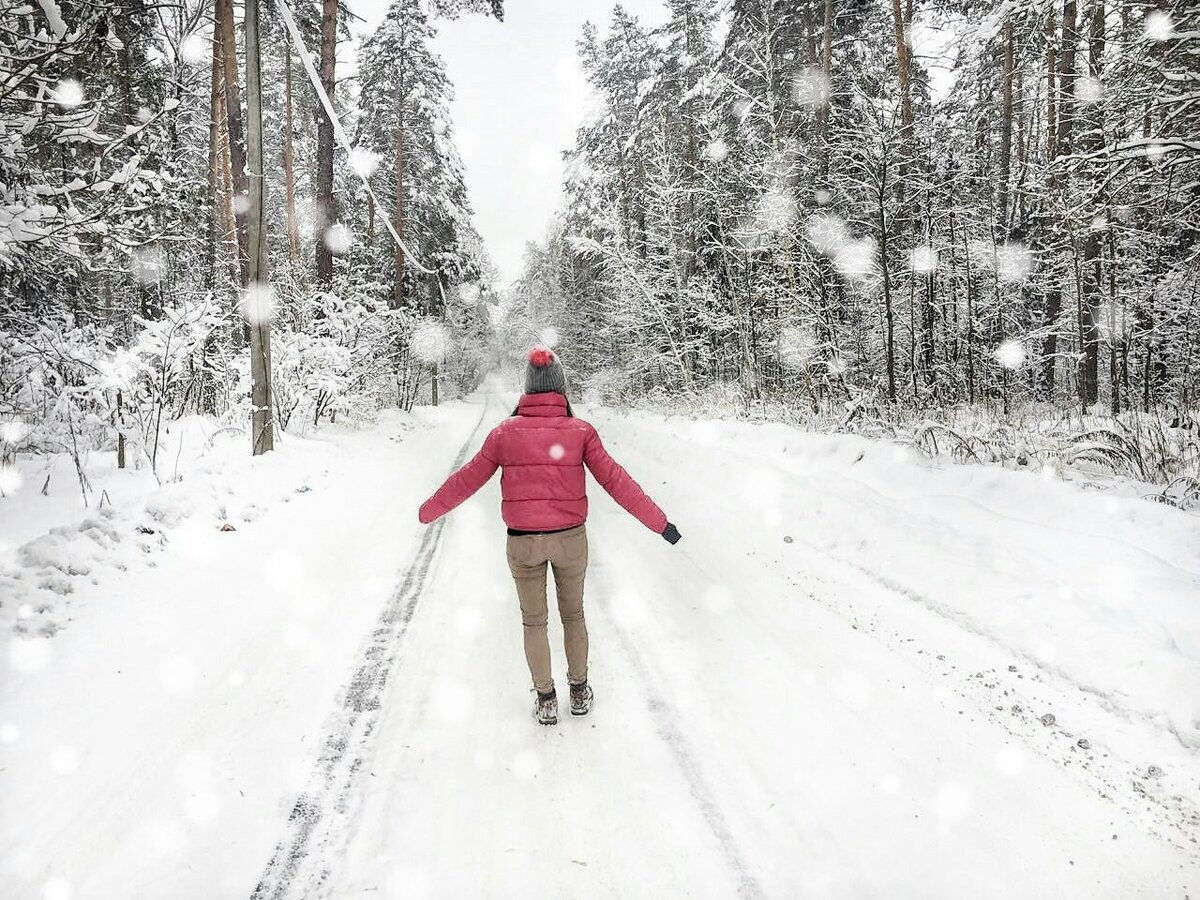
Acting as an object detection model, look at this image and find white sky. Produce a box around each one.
[345,0,670,288]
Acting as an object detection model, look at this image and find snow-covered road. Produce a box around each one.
[3,388,1198,899]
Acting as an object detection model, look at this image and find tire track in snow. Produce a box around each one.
[591,560,768,900]
[251,400,490,900]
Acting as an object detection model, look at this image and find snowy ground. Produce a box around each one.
[1,383,1198,899]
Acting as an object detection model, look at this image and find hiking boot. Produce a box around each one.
[569,680,594,717]
[534,688,558,725]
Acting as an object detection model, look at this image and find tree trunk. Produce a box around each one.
[216,0,249,285]
[205,22,223,290]
[393,122,405,309]
[819,0,833,177]
[315,0,338,286]
[998,19,1014,232]
[889,0,914,194]
[1041,6,1061,397]
[1079,0,1105,407]
[1045,7,1058,163]
[282,42,301,270]
[246,0,274,454]
[1058,0,1078,158]
[877,172,897,401]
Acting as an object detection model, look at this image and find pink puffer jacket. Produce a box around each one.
[418,393,668,534]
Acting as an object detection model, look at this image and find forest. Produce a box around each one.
[1,0,1198,499]
[2,5,1199,894]
[507,0,1200,498]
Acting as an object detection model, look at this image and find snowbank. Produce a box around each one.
[589,406,1200,750]
[0,413,418,639]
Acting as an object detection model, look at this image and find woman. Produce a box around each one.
[418,347,681,725]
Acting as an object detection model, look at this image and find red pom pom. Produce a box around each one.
[528,346,555,368]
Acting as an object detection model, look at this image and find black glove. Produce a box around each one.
[661,522,681,544]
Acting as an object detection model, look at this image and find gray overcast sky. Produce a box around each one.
[345,1,671,288]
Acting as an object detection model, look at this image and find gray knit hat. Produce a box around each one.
[525,346,567,394]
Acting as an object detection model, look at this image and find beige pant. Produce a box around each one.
[506,525,588,694]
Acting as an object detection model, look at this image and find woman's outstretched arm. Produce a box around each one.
[418,429,500,524]
[582,424,673,537]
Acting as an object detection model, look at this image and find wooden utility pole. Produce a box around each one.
[246,0,274,454]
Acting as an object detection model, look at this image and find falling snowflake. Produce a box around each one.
[832,669,873,710]
[139,817,188,857]
[281,622,312,651]
[792,67,831,107]
[1144,142,1168,164]
[50,745,80,775]
[910,246,938,274]
[322,223,353,255]
[936,782,973,825]
[548,443,565,460]
[232,193,251,216]
[410,321,449,364]
[1144,10,1174,41]
[184,790,222,826]
[473,748,494,770]
[453,605,483,639]
[131,244,165,284]
[994,744,1026,776]
[756,186,797,232]
[703,138,730,162]
[995,339,1026,369]
[238,283,276,325]
[1089,214,1108,231]
[814,188,832,206]
[995,241,1034,283]
[179,32,208,65]
[159,656,199,692]
[348,147,379,179]
[455,282,482,306]
[0,464,22,494]
[52,79,84,107]
[385,865,433,900]
[779,325,818,370]
[1074,75,1103,105]
[701,583,734,613]
[9,638,50,673]
[136,106,153,123]
[805,212,848,254]
[833,238,876,282]
[430,681,474,726]
[731,97,752,122]
[512,749,541,780]
[539,325,560,348]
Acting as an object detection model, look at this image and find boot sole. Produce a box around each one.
[570,695,594,716]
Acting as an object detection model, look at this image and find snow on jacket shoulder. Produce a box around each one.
[417,392,668,534]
